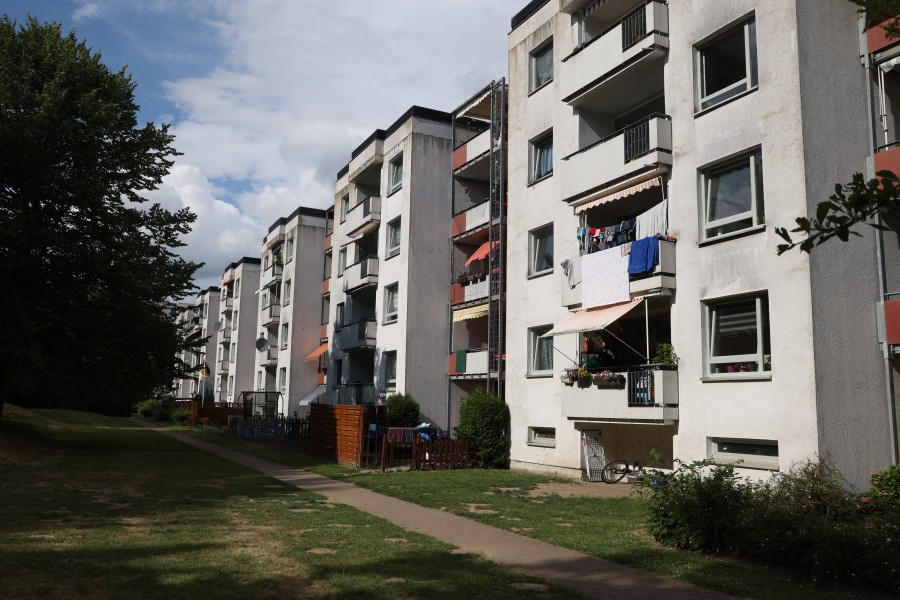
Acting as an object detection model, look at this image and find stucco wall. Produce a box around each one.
[234,263,260,397]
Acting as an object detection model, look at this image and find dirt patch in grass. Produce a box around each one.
[463,503,498,514]
[528,481,635,499]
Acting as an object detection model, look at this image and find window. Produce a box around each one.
[709,438,778,470]
[228,376,234,395]
[702,150,764,239]
[256,371,263,390]
[333,359,342,389]
[697,18,757,111]
[285,237,294,263]
[230,342,236,363]
[528,325,553,375]
[281,323,289,349]
[386,218,401,258]
[232,310,238,330]
[321,295,330,325]
[705,293,771,377]
[340,194,350,223]
[235,278,240,296]
[529,224,554,276]
[279,367,287,393]
[529,40,553,92]
[384,283,399,324]
[336,302,344,330]
[530,132,553,182]
[384,351,397,389]
[338,248,347,275]
[388,154,403,194]
[283,279,292,305]
[528,427,556,448]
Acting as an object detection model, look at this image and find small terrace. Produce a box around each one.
[338,318,377,351]
[560,365,678,424]
[345,195,382,238]
[343,257,379,294]
[447,348,490,378]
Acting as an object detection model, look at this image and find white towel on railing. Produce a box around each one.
[581,246,630,308]
[636,198,668,239]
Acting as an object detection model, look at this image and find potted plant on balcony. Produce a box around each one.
[651,342,678,367]
[560,369,575,385]
[592,370,626,388]
[576,367,593,388]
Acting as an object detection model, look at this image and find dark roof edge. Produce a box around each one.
[222,257,262,273]
[266,205,328,235]
[511,0,551,31]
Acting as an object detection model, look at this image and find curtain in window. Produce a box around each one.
[386,287,398,315]
[536,49,552,87]
[389,223,401,249]
[533,231,553,272]
[390,162,403,189]
[536,141,553,178]
[536,336,553,371]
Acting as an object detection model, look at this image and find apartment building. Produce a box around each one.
[179,286,220,398]
[448,80,508,430]
[215,258,261,403]
[504,0,896,487]
[307,208,334,391]
[173,303,195,398]
[325,106,453,429]
[255,206,328,416]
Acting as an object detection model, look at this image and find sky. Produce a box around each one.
[5,0,524,292]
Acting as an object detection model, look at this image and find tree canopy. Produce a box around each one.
[0,17,200,416]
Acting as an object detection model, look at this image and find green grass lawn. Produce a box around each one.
[0,405,579,600]
[189,430,893,600]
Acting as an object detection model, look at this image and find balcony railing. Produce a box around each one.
[449,276,490,306]
[448,348,490,377]
[451,128,492,171]
[338,318,377,350]
[560,115,671,203]
[345,195,381,238]
[560,366,678,423]
[337,383,377,405]
[261,303,281,327]
[451,200,490,238]
[220,296,234,312]
[218,327,232,341]
[261,263,283,289]
[260,346,279,367]
[218,359,230,373]
[343,256,379,293]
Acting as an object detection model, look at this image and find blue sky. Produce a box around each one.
[4,0,522,291]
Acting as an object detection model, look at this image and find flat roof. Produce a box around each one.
[511,0,551,31]
[265,205,328,235]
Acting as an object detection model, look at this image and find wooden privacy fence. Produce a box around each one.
[308,404,384,466]
[411,438,476,471]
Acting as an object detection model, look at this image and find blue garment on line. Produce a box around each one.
[627,235,660,274]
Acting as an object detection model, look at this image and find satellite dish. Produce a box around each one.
[255,337,270,352]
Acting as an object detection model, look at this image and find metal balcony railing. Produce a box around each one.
[623,118,650,162]
[621,4,648,50]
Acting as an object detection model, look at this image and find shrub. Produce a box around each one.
[638,459,753,553]
[871,464,900,506]
[455,389,510,468]
[385,393,419,427]
[171,407,191,425]
[135,399,161,418]
[151,404,170,421]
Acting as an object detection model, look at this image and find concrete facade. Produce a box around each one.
[216,258,261,403]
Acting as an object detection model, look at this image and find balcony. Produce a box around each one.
[561,367,678,424]
[338,318,377,351]
[220,296,233,312]
[451,128,492,171]
[261,263,283,289]
[324,233,332,251]
[217,327,232,342]
[261,303,281,327]
[260,347,279,367]
[561,1,668,113]
[337,383,377,405]
[451,200,490,239]
[218,359,230,373]
[447,349,490,378]
[345,195,381,238]
[343,257,379,294]
[560,115,672,203]
[449,277,491,306]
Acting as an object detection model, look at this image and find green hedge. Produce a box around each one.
[455,389,509,468]
[385,393,419,427]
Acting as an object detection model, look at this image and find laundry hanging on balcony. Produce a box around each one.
[627,235,660,274]
[581,246,630,308]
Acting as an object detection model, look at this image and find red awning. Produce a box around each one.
[303,342,329,362]
[465,241,495,265]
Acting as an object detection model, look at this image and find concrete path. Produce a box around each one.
[145,424,738,600]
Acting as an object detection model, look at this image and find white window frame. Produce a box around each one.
[230,342,236,363]
[384,283,399,324]
[340,195,350,223]
[281,323,289,350]
[338,248,347,275]
[527,426,556,448]
[232,310,238,330]
[279,367,287,393]
[384,350,397,390]
[335,302,344,330]
[529,39,553,92]
[283,279,292,306]
[528,224,554,277]
[285,237,294,263]
[702,150,763,240]
[705,293,770,378]
[696,18,757,111]
[228,375,234,395]
[528,325,553,376]
[530,131,553,183]
[386,217,401,258]
[235,278,240,296]
[708,438,779,470]
[388,154,403,194]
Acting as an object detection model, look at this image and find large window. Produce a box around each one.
[529,224,554,276]
[384,350,397,390]
[697,18,758,111]
[530,131,553,183]
[705,293,771,377]
[529,325,553,376]
[530,39,553,92]
[386,218,401,258]
[384,283,399,324]
[388,154,403,194]
[702,150,764,239]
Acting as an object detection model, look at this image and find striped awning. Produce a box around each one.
[542,298,643,336]
[453,305,490,322]
[303,342,328,362]
[575,176,662,214]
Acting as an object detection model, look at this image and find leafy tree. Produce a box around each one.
[777,0,900,253]
[0,17,200,417]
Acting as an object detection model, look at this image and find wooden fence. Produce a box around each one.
[308,404,384,466]
[189,401,243,427]
[411,438,476,471]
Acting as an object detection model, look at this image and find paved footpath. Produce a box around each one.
[145,424,738,600]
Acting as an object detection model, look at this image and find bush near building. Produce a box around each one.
[455,389,510,468]
[638,459,900,594]
[385,393,419,428]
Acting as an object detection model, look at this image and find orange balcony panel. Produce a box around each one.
[452,145,468,171]
[451,212,467,237]
[875,145,900,174]
[448,354,459,376]
[868,16,900,55]
[320,324,327,340]
[449,283,465,305]
[322,279,329,294]
[324,234,332,251]
[886,299,900,345]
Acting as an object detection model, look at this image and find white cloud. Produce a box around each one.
[72,2,102,22]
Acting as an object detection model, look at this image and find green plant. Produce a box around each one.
[871,464,900,506]
[454,389,510,468]
[135,399,161,418]
[151,404,170,421]
[171,407,191,425]
[385,393,419,427]
[651,342,678,365]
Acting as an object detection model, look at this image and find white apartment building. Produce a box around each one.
[505,0,896,488]
[326,106,454,429]
[216,257,261,403]
[181,286,220,399]
[173,303,195,398]
[255,206,328,417]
